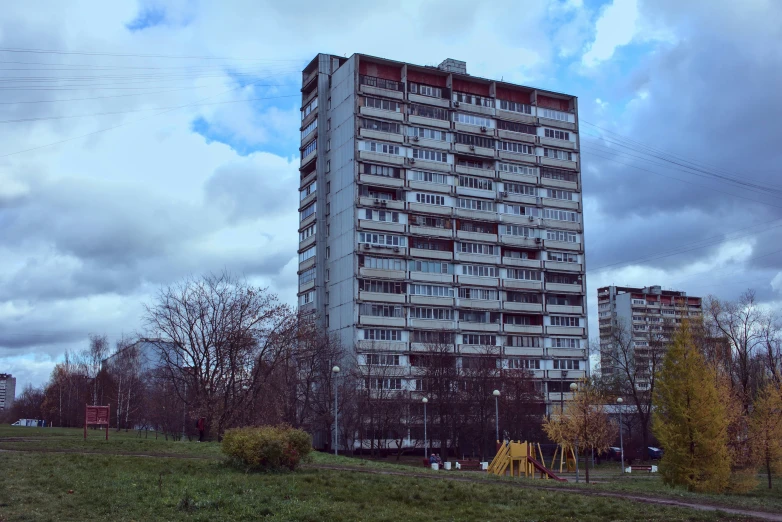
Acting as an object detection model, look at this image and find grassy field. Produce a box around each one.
[0,426,778,521]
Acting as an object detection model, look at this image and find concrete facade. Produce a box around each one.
[297,53,588,426]
[0,373,16,413]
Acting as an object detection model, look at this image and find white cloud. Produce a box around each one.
[581,0,640,67]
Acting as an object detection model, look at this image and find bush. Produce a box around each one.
[222,425,312,471]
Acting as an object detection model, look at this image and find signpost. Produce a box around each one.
[84,404,110,440]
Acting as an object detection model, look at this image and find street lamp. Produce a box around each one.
[422,397,428,460]
[560,370,568,415]
[332,365,340,456]
[570,382,579,483]
[493,390,501,442]
[617,397,625,473]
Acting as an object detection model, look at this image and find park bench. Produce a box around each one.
[630,465,653,473]
[454,460,483,471]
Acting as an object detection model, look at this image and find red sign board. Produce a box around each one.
[84,404,110,440]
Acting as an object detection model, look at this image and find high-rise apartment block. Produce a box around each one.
[0,373,16,413]
[598,285,703,381]
[298,53,587,419]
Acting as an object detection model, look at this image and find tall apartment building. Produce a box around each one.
[297,53,587,433]
[0,373,16,413]
[598,285,703,383]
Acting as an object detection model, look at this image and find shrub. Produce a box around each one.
[222,425,312,471]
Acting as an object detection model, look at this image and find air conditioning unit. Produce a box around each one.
[535,238,542,244]
[413,135,420,142]
[374,198,381,205]
[480,126,487,132]
[409,158,416,164]
[380,200,388,206]
[393,247,400,252]
[454,101,460,107]
[363,244,371,249]
[528,215,535,221]
[501,191,508,197]
[469,145,476,151]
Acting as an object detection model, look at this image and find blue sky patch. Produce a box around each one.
[126,6,167,32]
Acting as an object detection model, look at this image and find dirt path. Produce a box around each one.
[2,445,780,521]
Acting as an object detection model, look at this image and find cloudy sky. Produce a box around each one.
[2,0,781,390]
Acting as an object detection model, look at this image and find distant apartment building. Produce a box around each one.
[297,52,587,441]
[598,285,703,384]
[0,373,16,413]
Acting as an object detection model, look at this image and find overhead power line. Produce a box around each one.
[0,46,307,62]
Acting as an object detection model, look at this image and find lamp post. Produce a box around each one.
[560,370,568,415]
[422,397,428,460]
[617,397,625,473]
[570,382,579,483]
[332,365,340,456]
[493,390,501,442]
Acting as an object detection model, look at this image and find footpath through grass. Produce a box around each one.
[0,426,778,521]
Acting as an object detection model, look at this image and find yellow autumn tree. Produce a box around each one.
[543,377,615,484]
[653,320,731,493]
[749,382,782,489]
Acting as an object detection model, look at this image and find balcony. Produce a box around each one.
[408,202,453,216]
[459,344,501,354]
[503,302,543,313]
[538,117,576,131]
[497,130,537,144]
[298,257,315,271]
[409,248,452,260]
[298,234,316,251]
[501,213,539,226]
[410,272,453,284]
[454,143,495,158]
[300,148,317,169]
[499,151,537,163]
[545,240,581,252]
[541,198,580,211]
[408,180,451,194]
[498,170,538,184]
[409,319,455,330]
[408,93,450,108]
[357,340,407,351]
[299,212,316,229]
[457,102,495,117]
[455,207,497,221]
[546,304,584,315]
[501,193,537,206]
[455,164,494,177]
[359,83,404,100]
[546,326,585,336]
[454,122,496,135]
[546,369,585,379]
[547,347,585,358]
[410,158,452,173]
[544,261,582,272]
[458,322,500,333]
[359,196,405,210]
[359,267,406,280]
[504,324,543,335]
[359,173,404,189]
[545,282,583,293]
[358,150,405,166]
[499,236,540,249]
[359,291,406,304]
[458,275,499,287]
[455,252,501,265]
[539,136,576,150]
[359,127,405,144]
[408,114,450,129]
[298,280,315,293]
[458,298,501,310]
[358,219,405,234]
[541,219,580,231]
[496,109,536,125]
[539,156,578,170]
[540,177,578,190]
[358,316,405,328]
[456,230,497,243]
[409,225,453,238]
[409,295,454,307]
[359,106,404,121]
[504,346,544,357]
[502,257,541,269]
[409,136,450,151]
[503,279,543,291]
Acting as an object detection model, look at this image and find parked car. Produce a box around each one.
[647,446,664,460]
[11,419,44,427]
[605,447,623,461]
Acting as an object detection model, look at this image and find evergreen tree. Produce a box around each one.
[653,320,731,493]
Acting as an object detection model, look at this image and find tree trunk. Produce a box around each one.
[767,455,773,489]
[585,446,590,483]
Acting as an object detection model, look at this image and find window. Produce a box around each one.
[498,141,534,155]
[458,221,495,234]
[505,250,532,259]
[360,75,402,91]
[365,97,401,112]
[409,82,442,98]
[632,299,646,305]
[411,238,450,251]
[360,118,401,134]
[504,182,536,196]
[497,120,536,134]
[409,170,448,184]
[543,148,572,161]
[462,357,499,370]
[503,225,534,237]
[365,354,401,366]
[362,256,405,270]
[359,303,403,318]
[543,208,578,222]
[462,334,496,345]
[456,158,488,169]
[504,204,537,216]
[506,292,541,304]
[551,316,579,327]
[459,175,493,190]
[544,128,570,140]
[458,242,498,255]
[508,358,540,370]
[506,269,541,281]
[412,148,448,162]
[541,167,577,182]
[300,181,316,201]
[408,103,449,120]
[546,230,577,243]
[459,287,498,300]
[300,202,316,221]
[415,192,446,205]
[299,267,316,285]
[546,189,574,201]
[457,198,495,212]
[461,264,499,277]
[455,133,494,149]
[547,273,580,284]
[410,215,448,228]
[540,108,569,122]
[364,329,402,341]
[299,246,315,263]
[360,280,405,294]
[453,112,495,128]
[553,359,580,370]
[362,163,402,178]
[299,223,316,241]
[301,97,318,120]
[497,99,532,114]
[498,163,536,176]
[409,284,454,297]
[366,141,401,155]
[359,184,395,199]
[411,307,453,320]
[548,295,581,306]
[412,331,454,344]
[547,251,578,263]
[298,291,315,306]
[508,336,541,347]
[301,119,317,139]
[301,139,317,158]
[409,260,451,274]
[358,232,407,246]
[363,209,400,222]
[408,127,447,141]
[453,91,493,107]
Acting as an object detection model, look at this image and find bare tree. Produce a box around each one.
[84,334,109,406]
